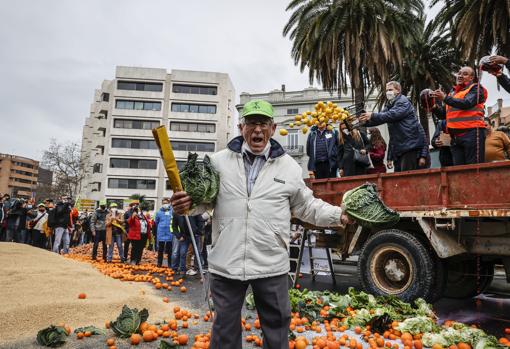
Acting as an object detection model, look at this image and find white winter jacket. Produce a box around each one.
[201,136,342,280]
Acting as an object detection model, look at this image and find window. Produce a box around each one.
[92,163,103,173]
[171,141,215,152]
[110,158,157,169]
[101,93,110,102]
[108,178,156,190]
[114,119,160,130]
[12,169,34,176]
[169,122,215,133]
[14,177,33,184]
[111,138,157,149]
[172,84,217,95]
[115,99,161,111]
[117,81,163,92]
[287,108,299,115]
[171,103,216,114]
[287,130,299,149]
[13,161,34,169]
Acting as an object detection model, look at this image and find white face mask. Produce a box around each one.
[386,91,396,101]
[162,204,170,209]
[342,129,350,135]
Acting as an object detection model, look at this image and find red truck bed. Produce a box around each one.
[306,161,510,212]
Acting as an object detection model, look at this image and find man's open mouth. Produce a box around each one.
[252,136,264,144]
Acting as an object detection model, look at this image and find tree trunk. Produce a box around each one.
[353,86,365,115]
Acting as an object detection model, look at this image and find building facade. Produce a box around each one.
[80,66,236,210]
[0,153,39,199]
[237,87,381,177]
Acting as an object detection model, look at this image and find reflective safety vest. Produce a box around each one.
[446,83,487,129]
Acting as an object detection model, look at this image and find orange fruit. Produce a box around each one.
[295,339,308,349]
[76,332,84,339]
[432,344,444,349]
[84,331,92,337]
[143,330,154,342]
[163,297,169,303]
[78,293,87,299]
[106,338,115,346]
[130,333,142,345]
[178,334,189,345]
[180,286,187,293]
[458,343,471,349]
[414,340,423,349]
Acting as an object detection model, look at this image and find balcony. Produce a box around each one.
[284,145,304,157]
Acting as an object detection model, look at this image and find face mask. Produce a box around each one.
[27,205,33,209]
[342,129,350,135]
[386,91,396,101]
[162,204,170,209]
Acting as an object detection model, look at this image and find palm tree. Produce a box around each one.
[129,193,152,211]
[430,0,510,63]
[283,0,423,110]
[385,16,461,136]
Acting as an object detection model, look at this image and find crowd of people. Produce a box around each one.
[307,56,510,178]
[0,194,212,276]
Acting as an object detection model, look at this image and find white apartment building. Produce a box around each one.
[237,87,381,177]
[80,66,235,210]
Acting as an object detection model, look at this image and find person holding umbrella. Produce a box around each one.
[171,99,352,349]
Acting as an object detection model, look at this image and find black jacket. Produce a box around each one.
[47,201,71,228]
[172,214,204,240]
[337,130,370,177]
[366,94,425,161]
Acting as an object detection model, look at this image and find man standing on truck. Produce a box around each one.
[171,99,352,349]
[359,81,427,172]
[431,66,487,165]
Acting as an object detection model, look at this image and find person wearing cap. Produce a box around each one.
[171,99,352,349]
[488,55,510,93]
[30,203,48,249]
[106,203,126,263]
[431,67,488,165]
[90,200,108,261]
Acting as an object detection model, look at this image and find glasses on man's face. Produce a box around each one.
[244,120,272,129]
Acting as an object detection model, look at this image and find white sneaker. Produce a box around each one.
[186,269,198,276]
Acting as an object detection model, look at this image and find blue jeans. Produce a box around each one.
[108,234,124,262]
[171,235,202,272]
[52,227,70,254]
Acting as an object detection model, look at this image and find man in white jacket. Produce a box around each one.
[171,99,351,349]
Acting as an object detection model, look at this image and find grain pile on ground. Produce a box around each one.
[0,243,168,346]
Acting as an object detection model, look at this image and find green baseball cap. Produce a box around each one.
[241,100,274,119]
[109,202,118,208]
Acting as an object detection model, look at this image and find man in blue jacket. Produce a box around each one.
[154,198,173,268]
[306,124,338,178]
[360,81,427,172]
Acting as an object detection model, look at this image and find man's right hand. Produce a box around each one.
[387,161,394,169]
[171,191,192,215]
[435,139,443,147]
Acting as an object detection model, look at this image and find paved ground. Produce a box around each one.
[2,265,509,348]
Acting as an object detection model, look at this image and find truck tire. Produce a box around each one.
[358,229,434,302]
[444,259,494,298]
[427,253,447,303]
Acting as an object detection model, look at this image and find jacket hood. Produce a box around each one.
[227,136,285,159]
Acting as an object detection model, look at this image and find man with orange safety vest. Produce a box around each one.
[432,66,487,165]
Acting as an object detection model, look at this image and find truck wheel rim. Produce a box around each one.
[370,246,414,295]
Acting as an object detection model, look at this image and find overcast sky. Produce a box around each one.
[1,0,509,160]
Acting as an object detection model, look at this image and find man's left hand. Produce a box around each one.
[359,113,372,122]
[418,157,426,167]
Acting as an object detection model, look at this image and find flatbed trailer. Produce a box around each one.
[301,161,510,301]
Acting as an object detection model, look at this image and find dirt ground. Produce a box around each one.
[0,243,171,347]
